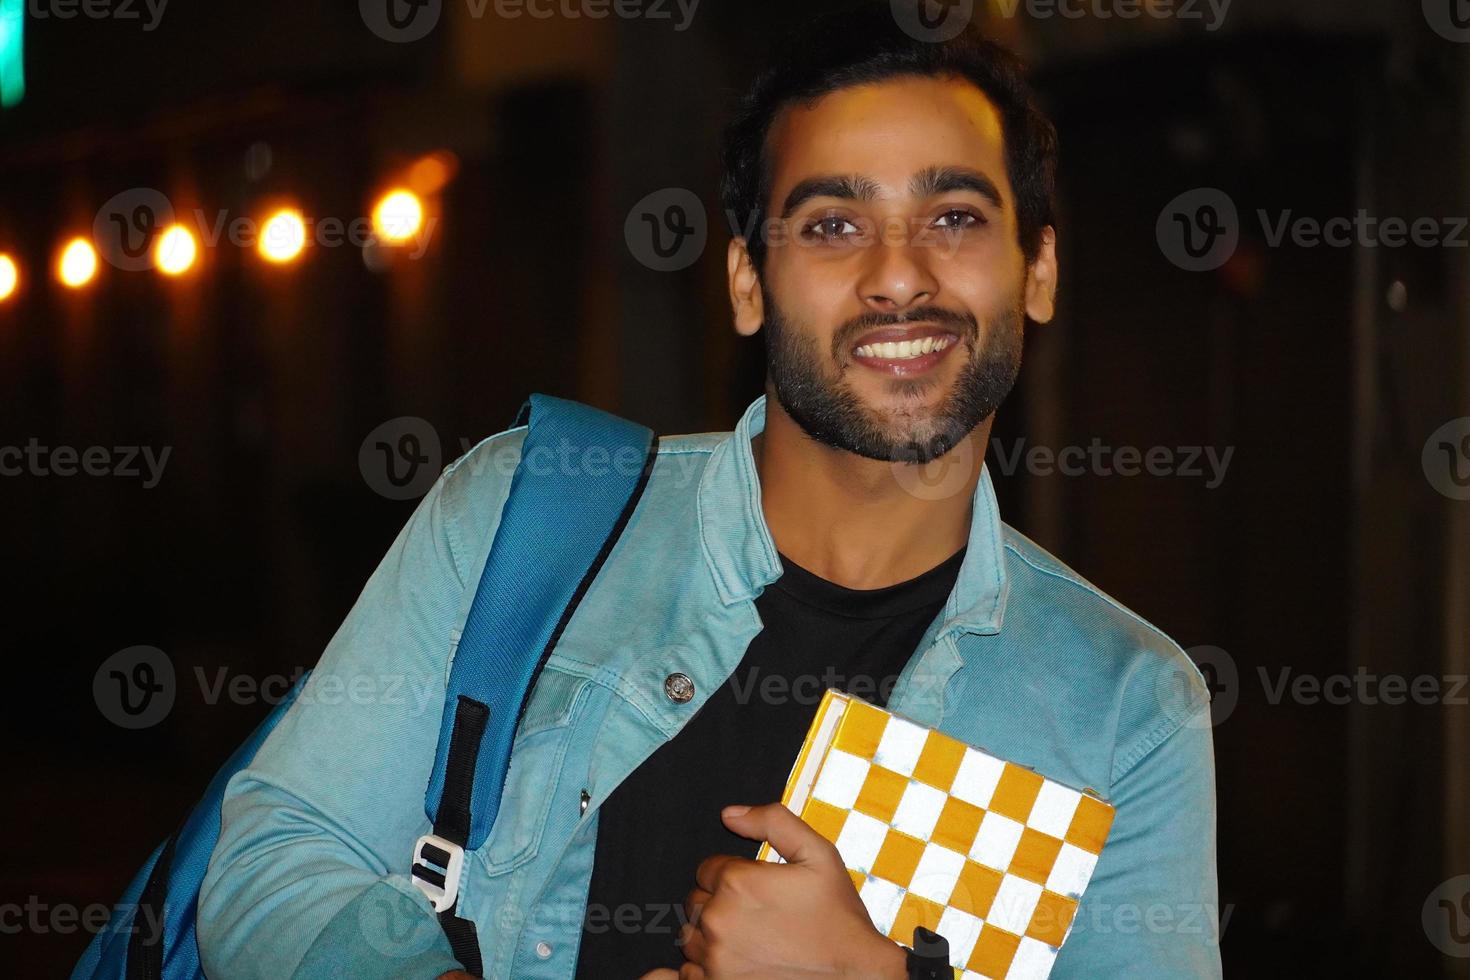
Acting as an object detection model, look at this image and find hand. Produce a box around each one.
[642,803,907,979]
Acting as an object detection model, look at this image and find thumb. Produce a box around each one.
[721,802,837,867]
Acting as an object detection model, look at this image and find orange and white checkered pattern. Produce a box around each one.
[757,690,1114,980]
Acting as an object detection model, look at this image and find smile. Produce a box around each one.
[849,327,962,376]
[852,335,955,360]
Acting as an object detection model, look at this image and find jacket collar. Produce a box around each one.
[697,393,1010,637]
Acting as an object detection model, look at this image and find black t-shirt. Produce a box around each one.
[573,545,967,978]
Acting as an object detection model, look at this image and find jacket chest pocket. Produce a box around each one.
[474,666,590,874]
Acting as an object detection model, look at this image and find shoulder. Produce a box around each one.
[997,523,1212,784]
[431,424,730,578]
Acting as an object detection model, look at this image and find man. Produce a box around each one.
[199,5,1219,979]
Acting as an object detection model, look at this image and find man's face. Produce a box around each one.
[749,75,1046,464]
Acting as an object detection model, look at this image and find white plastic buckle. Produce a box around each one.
[410,833,465,913]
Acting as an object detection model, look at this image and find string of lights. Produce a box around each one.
[0,151,455,304]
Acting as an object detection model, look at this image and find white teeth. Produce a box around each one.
[855,335,953,360]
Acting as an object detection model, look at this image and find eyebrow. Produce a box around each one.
[778,165,1005,218]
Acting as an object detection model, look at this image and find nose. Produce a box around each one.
[855,218,941,314]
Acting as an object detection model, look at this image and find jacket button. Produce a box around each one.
[535,940,553,959]
[664,672,695,703]
[580,788,591,815]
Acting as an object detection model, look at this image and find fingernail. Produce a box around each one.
[723,804,750,817]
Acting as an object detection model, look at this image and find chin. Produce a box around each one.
[870,410,963,447]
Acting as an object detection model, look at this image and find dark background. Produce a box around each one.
[2,1,1468,976]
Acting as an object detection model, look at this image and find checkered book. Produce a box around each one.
[755,689,1114,980]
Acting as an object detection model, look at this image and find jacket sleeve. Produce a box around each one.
[198,440,513,980]
[1052,692,1223,979]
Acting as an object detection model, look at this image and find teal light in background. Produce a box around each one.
[0,0,24,109]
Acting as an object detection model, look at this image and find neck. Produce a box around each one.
[751,385,988,590]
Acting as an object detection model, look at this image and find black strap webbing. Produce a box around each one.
[433,696,490,976]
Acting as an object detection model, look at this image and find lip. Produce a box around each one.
[849,328,962,377]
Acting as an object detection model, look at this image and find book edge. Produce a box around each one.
[757,687,849,863]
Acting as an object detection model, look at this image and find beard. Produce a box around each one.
[762,284,1025,465]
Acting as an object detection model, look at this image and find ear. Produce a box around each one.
[728,237,765,337]
[1023,226,1058,324]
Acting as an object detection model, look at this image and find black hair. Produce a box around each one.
[719,2,1058,272]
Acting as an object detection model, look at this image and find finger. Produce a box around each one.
[677,918,708,965]
[679,963,708,980]
[683,886,712,928]
[636,970,679,979]
[720,802,837,867]
[693,853,741,895]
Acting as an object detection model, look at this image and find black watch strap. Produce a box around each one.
[905,925,950,979]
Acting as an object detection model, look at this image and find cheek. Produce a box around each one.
[935,239,1026,309]
[765,252,852,330]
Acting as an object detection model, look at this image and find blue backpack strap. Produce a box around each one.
[411,393,656,975]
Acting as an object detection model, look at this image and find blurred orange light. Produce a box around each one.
[407,151,457,196]
[155,223,198,276]
[58,238,98,289]
[259,208,307,264]
[372,189,424,244]
[0,254,17,302]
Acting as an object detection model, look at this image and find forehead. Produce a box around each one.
[766,74,1009,204]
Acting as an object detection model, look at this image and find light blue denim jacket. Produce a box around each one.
[198,394,1221,980]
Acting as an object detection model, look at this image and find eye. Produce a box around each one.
[934,208,985,230]
[801,214,861,243]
